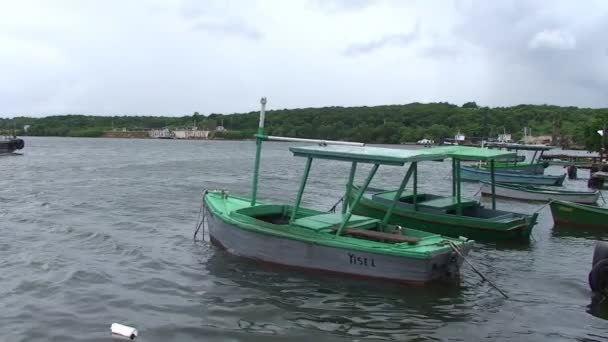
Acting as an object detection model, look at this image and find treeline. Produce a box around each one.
[1,102,607,150]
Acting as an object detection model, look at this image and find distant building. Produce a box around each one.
[149,128,173,139]
[23,125,30,132]
[174,129,210,139]
[522,135,552,145]
[215,126,226,132]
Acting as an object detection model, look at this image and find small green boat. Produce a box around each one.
[202,98,474,284]
[478,143,552,175]
[550,200,608,228]
[348,146,538,242]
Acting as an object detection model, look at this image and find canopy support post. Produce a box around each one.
[452,158,456,197]
[381,163,415,228]
[342,162,358,214]
[413,162,418,211]
[531,150,538,165]
[290,157,313,223]
[251,97,267,206]
[490,159,496,210]
[336,164,379,236]
[456,159,462,215]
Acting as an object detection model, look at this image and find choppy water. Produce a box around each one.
[1,137,608,341]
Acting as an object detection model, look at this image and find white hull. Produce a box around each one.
[481,183,599,204]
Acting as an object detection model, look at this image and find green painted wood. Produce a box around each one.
[343,162,357,214]
[290,157,313,223]
[336,164,379,236]
[491,159,496,210]
[250,129,264,206]
[413,162,418,211]
[456,159,462,215]
[289,145,518,166]
[452,158,456,197]
[348,187,536,241]
[381,163,415,227]
[204,192,475,259]
[550,200,608,228]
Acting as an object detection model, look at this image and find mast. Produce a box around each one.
[251,97,267,206]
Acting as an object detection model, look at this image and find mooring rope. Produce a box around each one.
[328,197,343,213]
[194,190,208,241]
[447,241,509,299]
[599,190,606,204]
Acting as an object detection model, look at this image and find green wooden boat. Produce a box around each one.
[202,98,474,284]
[478,143,552,175]
[550,200,608,228]
[348,147,538,242]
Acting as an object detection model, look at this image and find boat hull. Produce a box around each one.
[204,201,469,284]
[550,200,608,228]
[481,183,599,204]
[460,166,565,186]
[349,189,535,242]
[481,162,545,175]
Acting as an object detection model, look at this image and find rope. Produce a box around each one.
[194,190,208,241]
[534,201,551,213]
[447,241,509,299]
[328,197,343,213]
[599,190,606,204]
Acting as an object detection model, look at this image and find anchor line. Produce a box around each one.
[328,197,343,213]
[194,190,208,241]
[599,190,606,204]
[447,241,509,299]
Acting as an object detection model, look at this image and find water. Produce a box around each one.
[1,137,607,341]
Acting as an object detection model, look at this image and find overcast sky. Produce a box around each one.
[2,0,607,117]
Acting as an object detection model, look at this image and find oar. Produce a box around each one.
[447,241,509,299]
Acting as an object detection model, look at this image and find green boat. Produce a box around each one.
[550,200,608,228]
[477,143,552,175]
[202,98,474,284]
[348,147,538,242]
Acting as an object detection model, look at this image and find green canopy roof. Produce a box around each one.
[290,145,517,165]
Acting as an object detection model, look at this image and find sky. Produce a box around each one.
[1,0,608,117]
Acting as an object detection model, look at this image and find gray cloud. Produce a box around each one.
[2,0,608,117]
[344,22,419,56]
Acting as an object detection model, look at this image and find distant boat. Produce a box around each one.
[477,143,551,175]
[460,166,566,186]
[480,182,599,204]
[550,200,608,228]
[0,136,24,154]
[416,138,434,147]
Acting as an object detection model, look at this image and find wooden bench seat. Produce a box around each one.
[336,228,420,244]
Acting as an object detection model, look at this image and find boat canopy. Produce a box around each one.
[290,145,517,165]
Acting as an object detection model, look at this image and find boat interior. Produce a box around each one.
[369,189,524,223]
[231,204,430,244]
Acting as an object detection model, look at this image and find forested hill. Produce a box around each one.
[1,102,607,149]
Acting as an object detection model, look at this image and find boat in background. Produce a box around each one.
[477,143,552,175]
[480,182,599,204]
[0,136,24,155]
[460,166,566,186]
[550,200,608,228]
[348,146,538,242]
[203,98,474,284]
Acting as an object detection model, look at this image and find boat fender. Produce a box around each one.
[589,259,608,296]
[592,241,608,267]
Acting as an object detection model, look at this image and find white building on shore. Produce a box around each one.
[174,129,210,139]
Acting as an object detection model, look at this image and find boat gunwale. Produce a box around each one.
[351,186,531,232]
[204,192,471,259]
